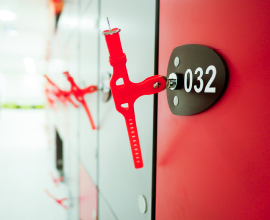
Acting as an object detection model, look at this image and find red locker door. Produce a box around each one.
[156,1,270,219]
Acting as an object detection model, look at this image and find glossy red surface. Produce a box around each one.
[79,163,97,220]
[156,1,270,219]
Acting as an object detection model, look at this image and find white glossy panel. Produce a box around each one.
[98,0,157,219]
[57,0,79,50]
[98,194,118,220]
[78,0,99,184]
[64,32,80,220]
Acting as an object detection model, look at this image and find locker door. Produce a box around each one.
[78,0,99,186]
[57,0,79,48]
[47,14,70,220]
[79,163,97,220]
[48,0,80,219]
[62,6,80,217]
[47,28,67,146]
[98,0,157,219]
[156,1,270,220]
[98,196,118,220]
[64,33,80,220]
[78,0,99,218]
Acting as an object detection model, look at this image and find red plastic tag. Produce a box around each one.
[103,28,166,169]
[45,189,68,209]
[50,172,63,186]
[44,75,78,108]
[45,88,57,108]
[63,71,98,130]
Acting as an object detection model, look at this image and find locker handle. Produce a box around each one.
[44,75,78,108]
[63,71,98,130]
[45,189,68,209]
[102,27,167,169]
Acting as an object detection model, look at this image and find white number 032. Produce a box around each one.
[184,65,216,93]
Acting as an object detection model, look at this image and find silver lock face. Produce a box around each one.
[168,73,178,90]
[167,72,184,91]
[100,72,112,102]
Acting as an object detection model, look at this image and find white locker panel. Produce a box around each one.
[57,0,79,51]
[98,0,157,219]
[64,30,80,220]
[80,0,94,15]
[47,1,81,219]
[47,29,69,143]
[98,195,118,220]
[78,0,99,185]
[47,23,69,183]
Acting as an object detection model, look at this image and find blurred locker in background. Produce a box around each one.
[0,0,63,219]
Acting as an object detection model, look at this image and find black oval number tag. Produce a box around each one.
[166,44,228,116]
[184,65,216,93]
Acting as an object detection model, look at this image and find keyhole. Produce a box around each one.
[116,78,124,86]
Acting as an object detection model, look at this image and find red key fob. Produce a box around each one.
[63,71,98,130]
[103,28,166,169]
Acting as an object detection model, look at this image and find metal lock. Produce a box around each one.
[99,72,112,102]
[166,44,228,116]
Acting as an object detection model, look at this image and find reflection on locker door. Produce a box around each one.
[64,33,80,220]
[78,0,99,219]
[78,0,99,187]
[79,163,97,220]
[61,1,80,217]
[98,0,157,219]
[156,1,270,219]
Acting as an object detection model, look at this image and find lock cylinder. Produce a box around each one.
[167,73,184,90]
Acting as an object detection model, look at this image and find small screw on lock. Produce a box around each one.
[100,72,112,102]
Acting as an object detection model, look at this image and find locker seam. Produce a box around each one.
[151,0,160,219]
[97,0,101,219]
[81,0,96,16]
[77,0,81,219]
